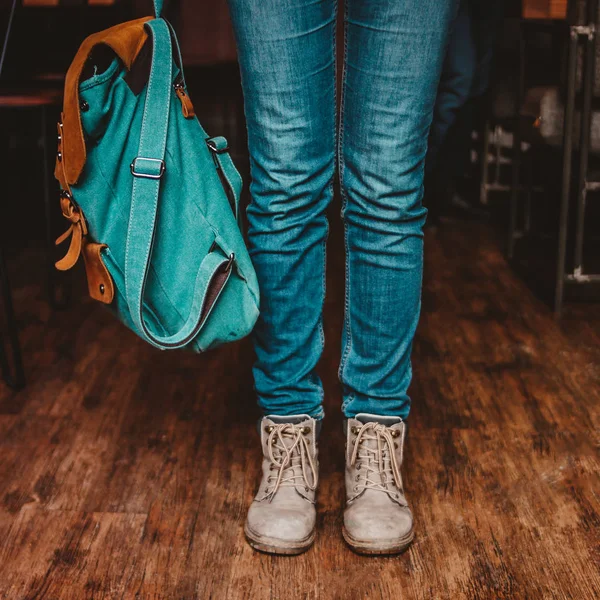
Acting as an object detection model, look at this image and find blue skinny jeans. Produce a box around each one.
[227,0,457,420]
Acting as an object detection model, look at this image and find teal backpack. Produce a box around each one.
[54,1,259,352]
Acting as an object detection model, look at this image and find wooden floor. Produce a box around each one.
[0,220,599,599]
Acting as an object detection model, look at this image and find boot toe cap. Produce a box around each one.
[246,501,316,543]
[344,501,413,546]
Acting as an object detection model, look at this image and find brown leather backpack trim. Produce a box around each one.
[82,241,114,304]
[55,191,87,271]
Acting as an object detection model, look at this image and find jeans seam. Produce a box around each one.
[338,0,353,408]
[316,0,338,413]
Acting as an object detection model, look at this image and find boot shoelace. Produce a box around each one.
[350,422,404,496]
[265,423,318,501]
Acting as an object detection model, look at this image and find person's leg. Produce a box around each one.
[227,0,336,555]
[426,0,476,177]
[425,0,505,221]
[227,0,337,421]
[470,0,505,101]
[424,1,475,222]
[340,0,457,555]
[340,0,457,421]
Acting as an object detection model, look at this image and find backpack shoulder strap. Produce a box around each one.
[124,18,234,350]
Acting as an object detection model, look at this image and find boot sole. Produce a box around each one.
[244,524,316,556]
[342,526,415,556]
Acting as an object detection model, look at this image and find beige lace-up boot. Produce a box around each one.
[343,413,414,555]
[245,414,319,555]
